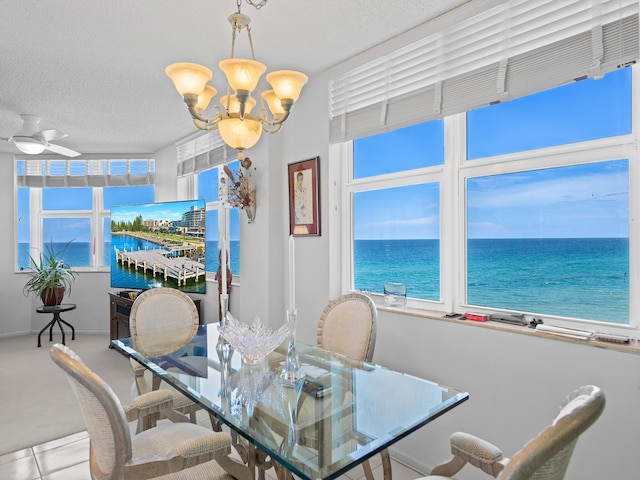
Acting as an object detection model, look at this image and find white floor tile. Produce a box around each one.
[32,432,88,454]
[0,453,40,480]
[34,437,90,476]
[42,461,90,480]
[0,448,33,465]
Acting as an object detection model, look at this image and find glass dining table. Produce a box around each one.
[112,323,468,480]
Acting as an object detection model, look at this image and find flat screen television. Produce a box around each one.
[110,199,206,294]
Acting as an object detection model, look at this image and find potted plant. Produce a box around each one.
[23,240,78,306]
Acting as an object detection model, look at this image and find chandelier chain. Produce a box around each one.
[245,0,269,9]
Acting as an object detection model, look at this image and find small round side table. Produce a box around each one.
[36,303,76,347]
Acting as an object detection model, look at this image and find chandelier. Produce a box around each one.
[166,0,308,159]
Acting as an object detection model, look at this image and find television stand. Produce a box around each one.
[108,291,202,347]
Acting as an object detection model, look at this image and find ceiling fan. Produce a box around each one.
[1,114,81,157]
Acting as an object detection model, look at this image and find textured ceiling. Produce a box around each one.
[0,0,470,156]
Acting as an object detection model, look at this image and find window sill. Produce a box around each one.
[376,303,640,355]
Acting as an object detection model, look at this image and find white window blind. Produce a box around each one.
[16,158,154,187]
[176,130,235,177]
[329,0,639,143]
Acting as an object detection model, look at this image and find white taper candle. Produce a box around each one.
[220,235,227,292]
[289,235,295,312]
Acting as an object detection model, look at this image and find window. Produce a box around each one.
[353,121,444,178]
[196,161,241,279]
[346,66,635,329]
[16,158,154,271]
[467,69,632,158]
[353,183,440,301]
[467,161,629,323]
[177,130,240,282]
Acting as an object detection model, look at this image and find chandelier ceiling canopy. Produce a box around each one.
[166,0,308,159]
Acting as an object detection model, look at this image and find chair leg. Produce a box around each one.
[210,413,223,431]
[381,449,392,480]
[363,459,375,480]
[362,449,392,480]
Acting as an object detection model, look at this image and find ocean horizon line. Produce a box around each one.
[355,237,627,241]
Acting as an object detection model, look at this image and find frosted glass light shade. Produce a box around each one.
[218,117,263,152]
[13,137,46,155]
[266,70,308,101]
[220,94,257,114]
[261,90,284,115]
[218,58,266,93]
[165,63,213,96]
[196,85,217,110]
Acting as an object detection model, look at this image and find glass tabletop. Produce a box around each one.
[112,324,468,480]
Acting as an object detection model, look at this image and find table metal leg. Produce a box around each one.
[37,313,75,347]
[56,316,66,345]
[58,316,75,340]
[38,319,56,347]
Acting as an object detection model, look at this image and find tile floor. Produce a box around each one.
[0,430,421,480]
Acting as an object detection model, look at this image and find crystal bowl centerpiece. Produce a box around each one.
[219,314,288,365]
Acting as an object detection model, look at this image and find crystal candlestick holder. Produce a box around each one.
[280,309,305,384]
[216,293,233,363]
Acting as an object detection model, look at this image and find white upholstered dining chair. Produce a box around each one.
[421,385,605,480]
[316,292,387,480]
[128,287,206,432]
[50,342,234,480]
[317,292,377,363]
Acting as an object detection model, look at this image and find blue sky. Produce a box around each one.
[353,67,631,240]
[467,160,629,239]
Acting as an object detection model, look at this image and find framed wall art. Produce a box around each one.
[288,157,320,236]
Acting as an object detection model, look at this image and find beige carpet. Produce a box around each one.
[0,334,133,455]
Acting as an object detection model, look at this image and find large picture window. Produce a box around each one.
[17,181,154,271]
[347,65,635,329]
[467,161,629,323]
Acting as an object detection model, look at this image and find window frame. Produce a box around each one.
[342,65,639,335]
[19,185,127,273]
[187,164,240,284]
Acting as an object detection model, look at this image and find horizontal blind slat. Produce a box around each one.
[176,129,235,176]
[16,158,154,187]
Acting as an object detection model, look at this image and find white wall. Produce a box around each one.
[373,311,640,478]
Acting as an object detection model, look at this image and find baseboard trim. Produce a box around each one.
[389,446,430,476]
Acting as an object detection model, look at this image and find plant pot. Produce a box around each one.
[41,287,65,306]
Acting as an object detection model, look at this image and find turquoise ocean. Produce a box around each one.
[20,237,628,323]
[354,238,629,324]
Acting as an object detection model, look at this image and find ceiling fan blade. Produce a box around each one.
[0,136,10,142]
[37,129,68,142]
[44,142,81,158]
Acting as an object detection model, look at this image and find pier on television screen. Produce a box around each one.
[109,199,206,294]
